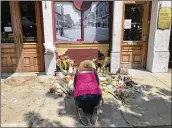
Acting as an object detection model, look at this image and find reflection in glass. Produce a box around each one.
[84,2,109,42]
[123,4,144,41]
[19,1,37,42]
[1,1,14,43]
[55,2,81,42]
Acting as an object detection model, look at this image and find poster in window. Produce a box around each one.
[4,27,12,32]
[124,19,132,29]
[84,2,109,42]
[55,2,81,42]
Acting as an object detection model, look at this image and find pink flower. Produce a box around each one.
[97,60,103,64]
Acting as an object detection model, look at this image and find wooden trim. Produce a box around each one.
[35,1,45,72]
[9,1,24,72]
[120,1,150,68]
[23,44,38,48]
[52,0,56,44]
[54,41,109,44]
[143,2,151,68]
[55,43,108,47]
[123,1,147,4]
[1,43,15,48]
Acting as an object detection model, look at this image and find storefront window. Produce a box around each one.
[19,1,37,42]
[123,4,144,41]
[84,2,109,42]
[1,1,14,43]
[54,1,110,43]
[55,2,81,42]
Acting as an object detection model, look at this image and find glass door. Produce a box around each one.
[121,2,150,68]
[18,1,44,72]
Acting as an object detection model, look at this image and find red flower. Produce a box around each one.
[97,60,103,64]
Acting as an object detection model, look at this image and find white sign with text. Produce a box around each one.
[124,19,132,29]
[4,27,12,32]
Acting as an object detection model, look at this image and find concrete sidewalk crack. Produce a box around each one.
[120,110,134,127]
[148,73,171,89]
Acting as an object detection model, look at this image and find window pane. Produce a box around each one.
[19,1,37,42]
[123,4,144,41]
[1,1,14,43]
[55,2,81,42]
[84,2,109,42]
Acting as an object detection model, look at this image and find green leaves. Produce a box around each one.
[99,73,137,105]
[101,56,110,70]
[92,56,110,73]
[56,56,74,73]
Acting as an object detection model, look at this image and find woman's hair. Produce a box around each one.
[74,60,99,87]
[78,60,96,72]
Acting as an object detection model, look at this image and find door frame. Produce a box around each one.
[120,1,150,68]
[9,1,24,72]
[8,1,44,72]
[34,1,45,72]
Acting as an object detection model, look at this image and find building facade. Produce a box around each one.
[1,1,171,74]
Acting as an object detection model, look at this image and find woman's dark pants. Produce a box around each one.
[75,94,102,114]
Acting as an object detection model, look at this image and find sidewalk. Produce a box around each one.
[1,69,171,127]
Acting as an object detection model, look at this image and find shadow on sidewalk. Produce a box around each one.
[24,112,66,127]
[23,83,171,127]
[1,73,14,79]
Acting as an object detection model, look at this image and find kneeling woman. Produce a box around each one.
[73,60,102,126]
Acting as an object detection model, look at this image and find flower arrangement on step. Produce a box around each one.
[53,56,139,104]
[92,56,111,73]
[99,73,138,105]
[56,55,75,75]
[54,56,75,96]
[50,72,74,97]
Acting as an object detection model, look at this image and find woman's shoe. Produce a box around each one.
[90,106,98,125]
[78,108,89,126]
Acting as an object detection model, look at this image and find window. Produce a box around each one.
[54,1,110,43]
[19,1,37,42]
[123,4,144,41]
[84,2,109,42]
[55,2,81,42]
[1,1,14,43]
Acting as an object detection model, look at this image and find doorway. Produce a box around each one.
[1,1,44,72]
[120,1,150,68]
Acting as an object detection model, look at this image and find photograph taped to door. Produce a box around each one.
[124,19,132,29]
[158,7,171,30]
[4,27,12,32]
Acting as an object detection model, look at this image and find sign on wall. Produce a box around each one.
[158,7,171,30]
